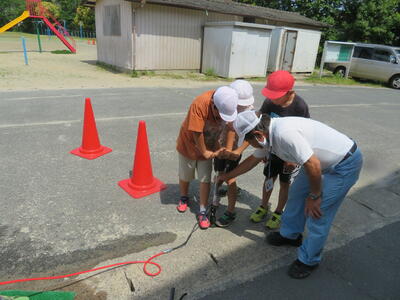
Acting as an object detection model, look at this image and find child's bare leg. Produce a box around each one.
[276,181,289,213]
[261,176,277,209]
[179,179,190,197]
[226,178,237,213]
[199,182,211,211]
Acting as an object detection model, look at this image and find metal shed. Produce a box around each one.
[202,22,273,78]
[268,26,322,73]
[88,0,327,72]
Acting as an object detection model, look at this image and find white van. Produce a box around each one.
[326,43,400,89]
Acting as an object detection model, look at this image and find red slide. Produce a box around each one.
[41,17,76,53]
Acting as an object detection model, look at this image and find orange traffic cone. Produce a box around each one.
[92,39,96,45]
[118,121,166,198]
[70,98,112,160]
[87,40,90,45]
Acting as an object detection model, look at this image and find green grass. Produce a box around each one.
[306,71,385,88]
[51,50,73,54]
[0,31,36,39]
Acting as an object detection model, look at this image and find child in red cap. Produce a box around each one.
[250,70,310,229]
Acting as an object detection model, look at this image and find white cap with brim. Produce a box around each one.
[230,80,255,107]
[233,110,262,146]
[213,86,239,122]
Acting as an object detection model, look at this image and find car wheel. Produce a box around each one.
[333,66,346,77]
[389,75,400,89]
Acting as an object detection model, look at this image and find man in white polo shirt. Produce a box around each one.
[218,110,363,279]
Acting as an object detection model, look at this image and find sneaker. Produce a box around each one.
[198,212,210,229]
[250,206,268,223]
[265,212,282,229]
[176,197,188,213]
[288,259,319,279]
[215,211,236,227]
[209,205,218,225]
[266,232,302,247]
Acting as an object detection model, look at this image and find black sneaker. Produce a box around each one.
[288,259,319,279]
[215,211,236,227]
[266,232,302,247]
[209,205,218,225]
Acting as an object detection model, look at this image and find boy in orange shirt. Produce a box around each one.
[176,86,238,229]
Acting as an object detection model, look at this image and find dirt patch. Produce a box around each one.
[0,33,229,91]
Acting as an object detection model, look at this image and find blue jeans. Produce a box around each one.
[280,148,363,265]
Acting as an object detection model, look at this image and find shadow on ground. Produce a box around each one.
[160,181,268,242]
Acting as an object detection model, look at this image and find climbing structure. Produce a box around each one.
[0,0,76,53]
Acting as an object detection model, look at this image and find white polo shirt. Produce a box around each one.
[253,117,354,170]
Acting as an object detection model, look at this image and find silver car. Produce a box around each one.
[326,43,400,89]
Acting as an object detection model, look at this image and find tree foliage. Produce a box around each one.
[237,0,400,46]
[0,0,94,32]
[73,6,95,31]
[0,0,25,27]
[41,1,61,19]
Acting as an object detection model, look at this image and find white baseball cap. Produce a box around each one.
[213,86,238,122]
[230,80,255,106]
[233,110,261,146]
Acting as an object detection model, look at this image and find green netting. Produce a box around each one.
[0,290,75,300]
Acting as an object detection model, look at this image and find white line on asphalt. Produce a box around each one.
[2,92,149,101]
[310,103,400,108]
[0,112,186,129]
[4,95,83,101]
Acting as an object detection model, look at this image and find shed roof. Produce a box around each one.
[135,0,326,28]
[86,0,328,29]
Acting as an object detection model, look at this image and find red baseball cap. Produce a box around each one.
[261,70,295,100]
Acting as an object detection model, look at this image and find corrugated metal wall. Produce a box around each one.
[134,4,241,70]
[96,0,133,70]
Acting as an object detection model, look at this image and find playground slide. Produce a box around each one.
[42,17,76,53]
[0,11,30,33]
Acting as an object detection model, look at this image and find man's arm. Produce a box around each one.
[303,155,323,219]
[218,155,262,182]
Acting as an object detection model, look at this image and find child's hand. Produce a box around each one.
[228,150,241,161]
[202,150,215,159]
[214,147,226,158]
[217,173,228,183]
[217,149,230,159]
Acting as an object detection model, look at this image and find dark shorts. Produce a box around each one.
[214,156,242,173]
[263,154,300,184]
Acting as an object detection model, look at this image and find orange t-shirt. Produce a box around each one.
[176,90,225,160]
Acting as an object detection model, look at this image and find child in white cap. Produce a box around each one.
[212,80,254,227]
[176,86,238,229]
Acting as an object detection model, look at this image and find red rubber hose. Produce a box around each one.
[0,252,166,286]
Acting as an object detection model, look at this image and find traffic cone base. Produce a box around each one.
[70,145,112,160]
[118,176,166,199]
[118,120,166,199]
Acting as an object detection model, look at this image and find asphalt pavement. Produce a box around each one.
[0,84,399,299]
[202,220,400,300]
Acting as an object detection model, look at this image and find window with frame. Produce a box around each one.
[358,47,374,59]
[372,49,392,62]
[353,46,362,57]
[103,5,121,36]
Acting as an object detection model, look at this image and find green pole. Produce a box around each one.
[36,24,42,53]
